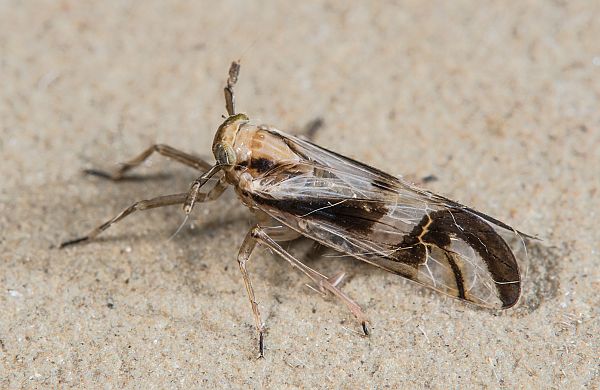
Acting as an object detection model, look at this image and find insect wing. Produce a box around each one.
[249,128,522,309]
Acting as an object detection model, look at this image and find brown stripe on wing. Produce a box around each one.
[394,209,520,308]
[429,192,534,238]
[444,252,466,299]
[252,196,389,235]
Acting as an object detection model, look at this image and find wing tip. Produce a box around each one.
[499,285,522,309]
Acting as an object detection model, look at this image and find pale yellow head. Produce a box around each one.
[212,113,249,169]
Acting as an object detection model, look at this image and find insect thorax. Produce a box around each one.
[219,120,304,186]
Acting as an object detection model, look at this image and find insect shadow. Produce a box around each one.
[84,170,174,182]
[508,239,563,316]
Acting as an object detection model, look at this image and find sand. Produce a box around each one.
[1,1,598,388]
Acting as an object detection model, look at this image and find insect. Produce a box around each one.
[61,61,529,357]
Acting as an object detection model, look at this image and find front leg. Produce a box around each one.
[86,144,212,180]
[60,176,228,248]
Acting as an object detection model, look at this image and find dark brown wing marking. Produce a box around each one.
[444,252,466,299]
[250,157,276,174]
[254,196,388,235]
[395,209,520,308]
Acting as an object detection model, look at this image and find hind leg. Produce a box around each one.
[234,225,370,357]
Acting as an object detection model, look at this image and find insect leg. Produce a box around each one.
[236,228,266,358]
[250,226,371,336]
[183,166,224,214]
[60,180,226,248]
[224,61,241,116]
[255,212,303,241]
[60,193,187,248]
[85,144,212,180]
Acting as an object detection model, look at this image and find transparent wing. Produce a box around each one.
[248,128,522,309]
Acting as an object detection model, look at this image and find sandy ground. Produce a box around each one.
[1,1,598,388]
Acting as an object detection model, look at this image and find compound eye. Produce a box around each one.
[214,143,236,166]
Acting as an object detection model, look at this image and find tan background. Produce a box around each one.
[1,1,598,388]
